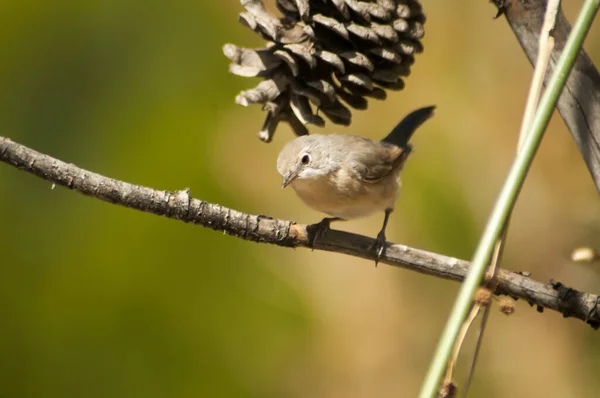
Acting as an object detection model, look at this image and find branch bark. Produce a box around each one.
[497,0,600,193]
[1,136,599,329]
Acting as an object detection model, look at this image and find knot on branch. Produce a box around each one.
[550,279,600,330]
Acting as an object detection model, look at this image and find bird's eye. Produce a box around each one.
[301,154,310,164]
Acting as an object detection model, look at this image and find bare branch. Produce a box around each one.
[1,136,599,329]
[497,0,600,193]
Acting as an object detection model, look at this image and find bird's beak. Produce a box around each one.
[281,167,301,188]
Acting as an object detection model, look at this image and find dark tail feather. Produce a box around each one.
[381,106,436,147]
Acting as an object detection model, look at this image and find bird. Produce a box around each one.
[276,106,436,264]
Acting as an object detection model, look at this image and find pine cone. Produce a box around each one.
[223,0,426,142]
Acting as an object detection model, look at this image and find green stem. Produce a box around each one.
[418,1,600,397]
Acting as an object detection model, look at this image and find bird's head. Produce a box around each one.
[276,135,335,188]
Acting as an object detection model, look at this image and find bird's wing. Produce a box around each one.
[342,137,407,183]
[338,107,435,183]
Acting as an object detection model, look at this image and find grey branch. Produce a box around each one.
[1,136,599,329]
[498,0,600,193]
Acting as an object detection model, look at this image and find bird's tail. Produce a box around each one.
[381,106,436,148]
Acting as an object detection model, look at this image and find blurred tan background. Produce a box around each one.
[1,1,599,397]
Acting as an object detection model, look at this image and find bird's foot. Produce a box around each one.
[307,217,340,249]
[371,230,387,266]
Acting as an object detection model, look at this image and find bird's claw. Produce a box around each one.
[371,231,387,266]
[307,218,333,250]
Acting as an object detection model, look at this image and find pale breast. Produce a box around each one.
[290,169,401,220]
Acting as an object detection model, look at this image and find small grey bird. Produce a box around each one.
[277,106,435,263]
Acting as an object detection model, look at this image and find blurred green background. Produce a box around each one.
[1,1,599,397]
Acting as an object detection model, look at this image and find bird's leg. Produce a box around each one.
[307,217,343,249]
[372,208,393,266]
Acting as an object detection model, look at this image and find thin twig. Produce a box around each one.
[457,3,563,395]
[462,238,505,397]
[461,303,492,398]
[498,0,600,193]
[447,236,504,395]
[443,303,479,388]
[517,0,560,149]
[1,135,599,328]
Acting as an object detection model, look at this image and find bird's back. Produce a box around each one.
[326,134,406,183]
